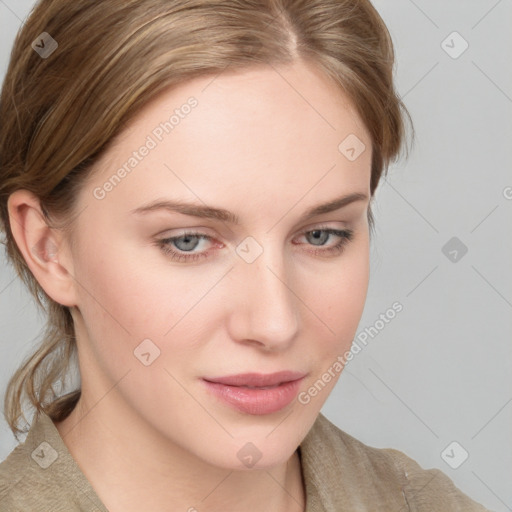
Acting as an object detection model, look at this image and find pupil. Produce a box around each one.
[309,230,327,246]
[177,235,198,251]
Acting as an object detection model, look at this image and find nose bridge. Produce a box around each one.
[232,234,300,344]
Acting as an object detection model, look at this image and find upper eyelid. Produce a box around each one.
[160,221,351,238]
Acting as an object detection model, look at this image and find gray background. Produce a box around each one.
[1,1,510,510]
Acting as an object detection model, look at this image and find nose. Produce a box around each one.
[227,238,300,351]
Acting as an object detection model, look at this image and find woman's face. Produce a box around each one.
[64,58,372,469]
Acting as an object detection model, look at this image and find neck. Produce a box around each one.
[54,393,305,512]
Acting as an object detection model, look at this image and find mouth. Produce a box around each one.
[201,371,307,415]
[203,370,307,388]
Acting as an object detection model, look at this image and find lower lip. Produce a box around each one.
[202,378,304,415]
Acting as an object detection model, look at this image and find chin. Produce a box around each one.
[194,434,298,471]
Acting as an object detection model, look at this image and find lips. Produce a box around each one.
[201,371,307,415]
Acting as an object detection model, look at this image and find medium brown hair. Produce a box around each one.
[0,0,412,437]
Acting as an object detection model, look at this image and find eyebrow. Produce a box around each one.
[130,192,368,225]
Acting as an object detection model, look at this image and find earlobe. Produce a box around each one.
[7,189,78,307]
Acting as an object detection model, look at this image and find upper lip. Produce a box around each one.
[203,371,307,387]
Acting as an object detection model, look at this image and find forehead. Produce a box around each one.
[82,59,372,223]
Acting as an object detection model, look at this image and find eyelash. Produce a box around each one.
[155,225,354,263]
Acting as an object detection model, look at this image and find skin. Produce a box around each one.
[8,58,372,512]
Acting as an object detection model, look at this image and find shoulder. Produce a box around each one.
[0,434,76,512]
[0,412,107,512]
[0,441,24,511]
[300,413,492,511]
[0,439,56,511]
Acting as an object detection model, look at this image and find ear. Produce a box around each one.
[7,189,78,307]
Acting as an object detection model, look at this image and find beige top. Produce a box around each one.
[0,411,491,511]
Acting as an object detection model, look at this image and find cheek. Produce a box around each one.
[306,237,370,341]
[297,248,369,410]
[295,247,369,406]
[71,240,169,368]
[73,236,214,369]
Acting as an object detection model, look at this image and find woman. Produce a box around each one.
[0,0,492,510]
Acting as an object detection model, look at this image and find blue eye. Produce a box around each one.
[157,232,212,262]
[156,227,354,263]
